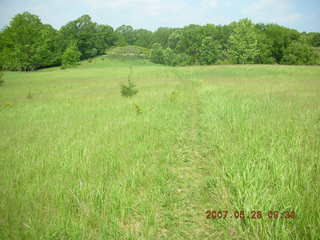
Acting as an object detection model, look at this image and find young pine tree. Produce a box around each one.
[120,67,138,97]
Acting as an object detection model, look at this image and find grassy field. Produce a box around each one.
[0,57,320,239]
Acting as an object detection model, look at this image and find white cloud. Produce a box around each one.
[244,0,302,24]
[200,0,219,8]
[84,0,190,17]
[81,0,232,30]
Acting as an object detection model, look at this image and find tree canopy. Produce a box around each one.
[0,12,57,71]
[0,12,319,71]
[228,19,259,64]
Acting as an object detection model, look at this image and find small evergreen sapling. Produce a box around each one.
[120,67,138,97]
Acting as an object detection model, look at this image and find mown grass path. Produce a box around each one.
[159,78,233,239]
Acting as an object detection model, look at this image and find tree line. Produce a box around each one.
[150,19,320,66]
[0,12,319,71]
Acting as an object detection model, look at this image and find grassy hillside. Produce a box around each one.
[0,57,320,239]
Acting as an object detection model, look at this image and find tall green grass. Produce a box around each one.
[0,57,319,239]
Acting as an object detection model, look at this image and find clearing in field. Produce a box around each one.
[0,57,319,239]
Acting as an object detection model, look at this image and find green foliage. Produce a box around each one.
[281,41,319,65]
[115,25,135,45]
[106,45,151,58]
[120,68,138,97]
[160,24,233,65]
[162,48,191,66]
[115,25,154,48]
[60,15,114,59]
[121,80,138,97]
[199,37,222,65]
[262,24,300,63]
[172,53,192,66]
[172,24,204,63]
[162,48,175,65]
[62,43,81,68]
[306,32,320,47]
[152,27,176,48]
[0,13,113,71]
[228,19,260,64]
[215,58,235,65]
[254,27,276,64]
[85,48,98,58]
[0,12,62,71]
[150,43,165,64]
[151,46,191,66]
[133,29,153,48]
[314,48,320,65]
[0,71,4,86]
[168,30,183,50]
[96,24,114,50]
[1,12,319,71]
[114,33,127,47]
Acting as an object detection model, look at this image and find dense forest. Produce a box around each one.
[0,12,320,71]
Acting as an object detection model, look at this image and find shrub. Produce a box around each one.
[121,80,138,97]
[120,67,138,97]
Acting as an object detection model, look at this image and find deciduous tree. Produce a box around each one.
[228,19,259,64]
[62,43,81,68]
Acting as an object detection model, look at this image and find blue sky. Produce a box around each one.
[0,0,319,32]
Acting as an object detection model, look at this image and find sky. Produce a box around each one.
[0,0,319,32]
